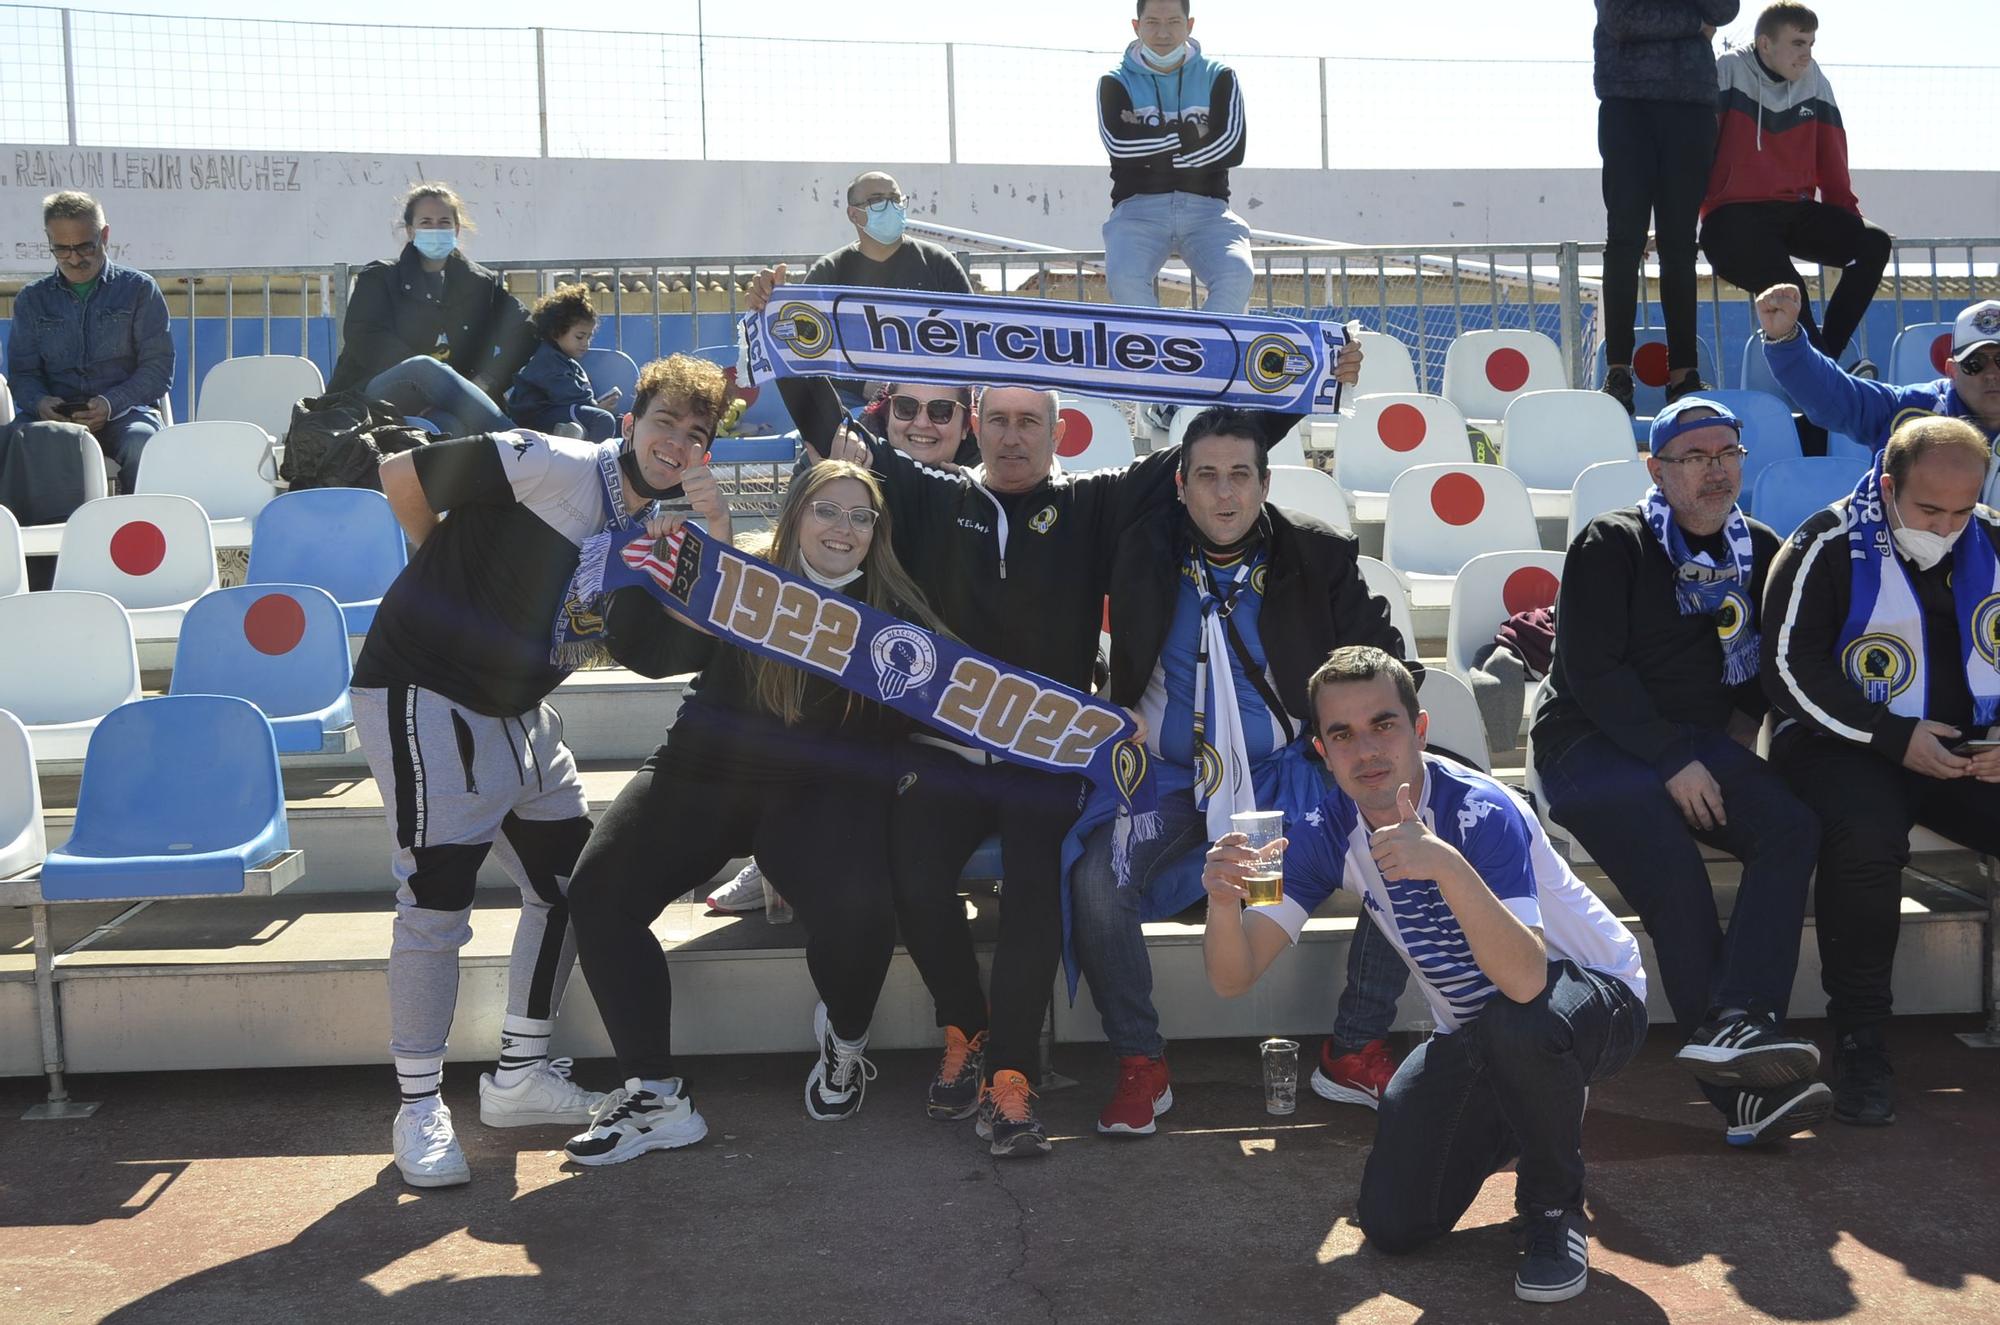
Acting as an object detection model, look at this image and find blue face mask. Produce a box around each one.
[862,201,907,246]
[411,229,457,261]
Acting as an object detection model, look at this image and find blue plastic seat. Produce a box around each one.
[38,695,289,900]
[961,834,1005,883]
[1591,331,1718,420]
[1750,455,1869,538]
[1739,332,1860,409]
[1680,389,1802,499]
[580,348,641,416]
[1888,322,1954,385]
[709,436,800,465]
[170,584,354,753]
[246,487,407,634]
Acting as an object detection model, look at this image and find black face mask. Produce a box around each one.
[619,438,683,502]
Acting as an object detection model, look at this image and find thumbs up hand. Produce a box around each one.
[1367,783,1456,883]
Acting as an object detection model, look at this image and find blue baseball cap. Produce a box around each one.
[1648,396,1742,454]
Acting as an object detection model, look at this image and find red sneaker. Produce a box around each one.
[1096,1054,1173,1136]
[1311,1038,1397,1110]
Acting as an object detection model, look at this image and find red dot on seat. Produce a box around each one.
[1057,408,1093,457]
[1430,472,1486,526]
[1502,566,1561,616]
[1485,347,1531,393]
[1378,403,1428,452]
[1632,341,1672,389]
[1931,333,1953,376]
[108,521,166,577]
[243,593,307,656]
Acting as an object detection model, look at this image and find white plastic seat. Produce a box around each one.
[1444,550,1566,678]
[1055,395,1136,471]
[1566,458,1653,546]
[1332,394,1473,524]
[1266,465,1351,532]
[0,708,44,878]
[1520,677,1590,863]
[1499,390,1641,521]
[0,590,141,762]
[196,355,325,441]
[1350,330,1421,398]
[1357,556,1417,658]
[133,421,279,549]
[1382,463,1540,610]
[0,505,24,598]
[1442,329,1567,432]
[16,427,112,558]
[0,371,14,426]
[1418,669,1492,773]
[53,494,218,642]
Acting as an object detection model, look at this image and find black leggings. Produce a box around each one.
[889,744,1085,1081]
[1701,200,1892,361]
[568,728,898,1082]
[1599,97,1716,371]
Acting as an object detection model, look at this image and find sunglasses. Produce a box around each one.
[888,394,965,426]
[807,500,879,530]
[1960,351,1998,377]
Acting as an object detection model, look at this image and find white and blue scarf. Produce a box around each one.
[1834,455,2000,725]
[1640,486,1761,686]
[549,439,658,669]
[739,284,1349,413]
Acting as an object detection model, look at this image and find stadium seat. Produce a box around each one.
[1441,329,1566,431]
[1681,389,1801,498]
[52,494,218,642]
[1889,322,1955,385]
[0,505,24,598]
[1566,457,1652,545]
[1750,455,1868,538]
[1520,679,1590,863]
[196,355,325,441]
[1350,330,1421,398]
[0,708,44,880]
[246,487,407,635]
[1267,465,1351,532]
[0,590,141,761]
[1417,669,1492,774]
[1739,332,1859,409]
[1357,556,1417,657]
[37,694,290,901]
[1443,549,1564,684]
[1589,330,1718,420]
[581,347,642,417]
[1499,389,1640,520]
[1056,395,1136,471]
[15,426,113,559]
[1332,394,1473,523]
[1826,431,1872,462]
[133,421,280,548]
[1382,463,1540,609]
[962,834,1005,883]
[0,371,13,426]
[170,584,355,754]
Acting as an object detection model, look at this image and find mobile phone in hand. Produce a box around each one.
[1952,739,2000,756]
[57,397,91,418]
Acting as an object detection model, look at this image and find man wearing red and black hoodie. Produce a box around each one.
[1700,2,1891,369]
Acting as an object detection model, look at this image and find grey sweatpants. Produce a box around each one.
[353,685,593,1062]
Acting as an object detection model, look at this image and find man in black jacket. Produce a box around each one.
[1762,416,2000,1126]
[1532,396,1829,1146]
[1074,406,1414,1138]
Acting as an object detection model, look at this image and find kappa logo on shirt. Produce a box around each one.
[1456,796,1499,838]
[508,437,534,460]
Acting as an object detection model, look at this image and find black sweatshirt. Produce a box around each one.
[1532,507,1779,777]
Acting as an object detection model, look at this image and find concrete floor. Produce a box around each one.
[1,1019,1995,1324]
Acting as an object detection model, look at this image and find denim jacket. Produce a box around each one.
[5,261,175,417]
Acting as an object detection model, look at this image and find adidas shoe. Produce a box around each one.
[1724,1079,1836,1146]
[706,861,767,913]
[478,1057,609,1128]
[805,1002,878,1122]
[1675,1012,1819,1088]
[1311,1038,1397,1110]
[393,1100,471,1189]
[1514,1207,1590,1303]
[1831,1026,1896,1126]
[976,1069,1051,1158]
[564,1079,708,1167]
[927,1025,986,1121]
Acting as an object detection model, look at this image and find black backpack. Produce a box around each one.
[278,391,430,491]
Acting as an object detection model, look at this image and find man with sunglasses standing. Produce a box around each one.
[1760,289,2000,495]
[2,191,172,517]
[1532,396,1830,1147]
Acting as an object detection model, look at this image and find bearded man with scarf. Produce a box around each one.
[1763,416,2000,1127]
[1531,396,1830,1147]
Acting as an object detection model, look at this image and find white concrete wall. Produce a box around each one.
[1,145,1994,270]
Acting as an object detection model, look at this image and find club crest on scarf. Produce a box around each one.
[1639,485,1761,686]
[1843,634,1916,703]
[871,625,937,701]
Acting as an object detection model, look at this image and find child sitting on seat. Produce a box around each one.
[507,283,621,441]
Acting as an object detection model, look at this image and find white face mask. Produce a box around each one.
[1892,522,1963,571]
[1141,42,1188,70]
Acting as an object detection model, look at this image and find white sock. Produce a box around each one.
[396,1056,443,1106]
[493,1016,553,1089]
[639,1076,682,1099]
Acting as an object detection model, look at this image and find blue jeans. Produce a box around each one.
[1102,192,1254,314]
[100,407,162,493]
[1357,960,1647,1253]
[1070,787,1408,1057]
[366,356,513,439]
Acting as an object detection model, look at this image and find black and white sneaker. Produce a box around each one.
[1515,1207,1590,1303]
[1674,1012,1820,1088]
[563,1078,708,1167]
[804,1002,878,1121]
[1724,1079,1836,1147]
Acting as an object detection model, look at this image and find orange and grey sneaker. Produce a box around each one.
[927,1025,987,1121]
[976,1069,1050,1158]
[1096,1054,1173,1136]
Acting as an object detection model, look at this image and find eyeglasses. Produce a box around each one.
[48,241,100,259]
[1656,445,1749,471]
[807,500,879,530]
[888,394,965,425]
[857,193,905,210]
[1961,351,1998,377]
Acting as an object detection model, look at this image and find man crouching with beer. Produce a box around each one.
[1200,646,1650,1305]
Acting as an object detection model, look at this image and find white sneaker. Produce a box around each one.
[804,1002,877,1122]
[478,1057,609,1128]
[394,1100,471,1188]
[706,862,766,913]
[564,1078,708,1167]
